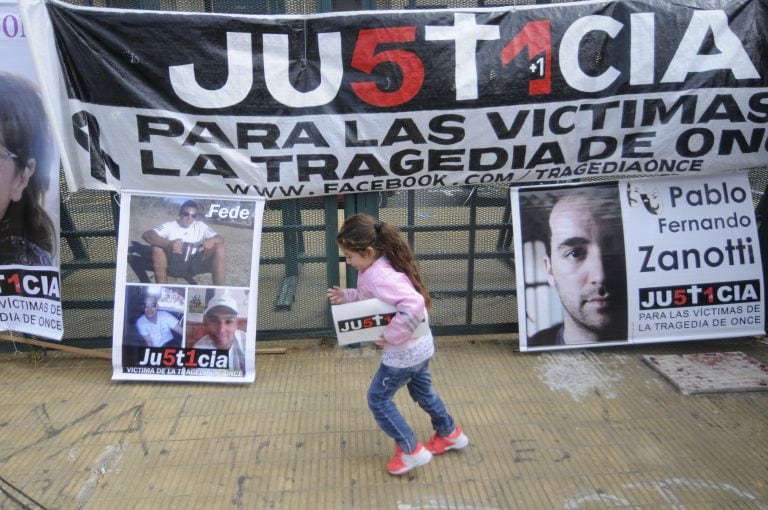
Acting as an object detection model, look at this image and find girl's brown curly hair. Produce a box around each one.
[336,214,431,310]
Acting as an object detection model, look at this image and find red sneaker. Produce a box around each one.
[425,425,469,455]
[386,443,432,475]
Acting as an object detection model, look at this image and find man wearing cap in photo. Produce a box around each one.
[193,294,246,371]
[135,294,183,348]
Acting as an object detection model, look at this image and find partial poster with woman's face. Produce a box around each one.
[0,2,62,341]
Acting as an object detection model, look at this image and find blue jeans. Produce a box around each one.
[367,359,455,453]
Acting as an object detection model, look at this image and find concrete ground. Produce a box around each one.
[1,335,767,510]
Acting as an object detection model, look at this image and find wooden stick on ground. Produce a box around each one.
[1,334,111,359]
[1,334,287,359]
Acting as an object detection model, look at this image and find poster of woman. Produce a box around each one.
[0,0,62,340]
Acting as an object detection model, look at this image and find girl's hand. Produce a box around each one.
[326,286,345,305]
[374,335,387,348]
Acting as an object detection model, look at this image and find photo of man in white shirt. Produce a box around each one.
[142,200,226,285]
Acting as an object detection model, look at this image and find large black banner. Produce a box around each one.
[21,0,768,199]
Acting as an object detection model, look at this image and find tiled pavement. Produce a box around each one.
[1,335,767,509]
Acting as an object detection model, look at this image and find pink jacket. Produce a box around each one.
[341,256,431,353]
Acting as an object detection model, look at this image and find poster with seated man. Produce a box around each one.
[125,195,256,287]
[113,193,264,383]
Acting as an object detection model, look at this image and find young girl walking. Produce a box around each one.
[327,214,468,476]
